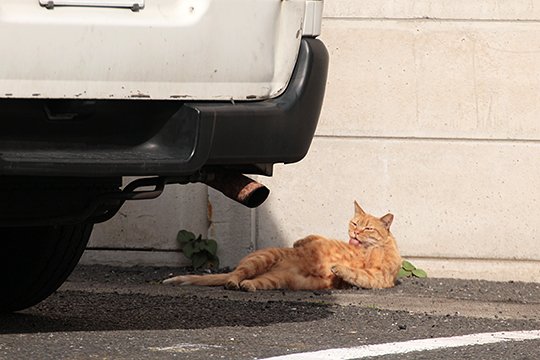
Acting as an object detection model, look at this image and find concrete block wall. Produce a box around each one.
[84,182,208,267]
[84,0,540,282]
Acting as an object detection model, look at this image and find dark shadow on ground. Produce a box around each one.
[4,264,540,335]
[0,290,332,334]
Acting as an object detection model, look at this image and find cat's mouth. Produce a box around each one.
[349,237,375,247]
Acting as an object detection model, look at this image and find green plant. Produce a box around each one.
[177,230,220,270]
[398,260,427,278]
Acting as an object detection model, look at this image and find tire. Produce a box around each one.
[0,223,93,313]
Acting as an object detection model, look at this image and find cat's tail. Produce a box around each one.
[162,273,229,286]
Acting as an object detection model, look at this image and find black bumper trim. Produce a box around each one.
[197,38,329,165]
[0,38,328,177]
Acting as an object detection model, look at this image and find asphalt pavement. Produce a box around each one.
[1,265,540,359]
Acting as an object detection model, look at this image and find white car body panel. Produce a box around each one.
[0,0,323,100]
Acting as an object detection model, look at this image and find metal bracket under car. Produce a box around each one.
[0,172,269,227]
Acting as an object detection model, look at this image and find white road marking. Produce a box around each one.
[148,343,223,353]
[260,330,540,360]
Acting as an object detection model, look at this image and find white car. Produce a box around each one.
[0,0,328,312]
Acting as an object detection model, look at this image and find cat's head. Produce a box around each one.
[348,201,393,248]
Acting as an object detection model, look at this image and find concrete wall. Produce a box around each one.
[83,0,540,282]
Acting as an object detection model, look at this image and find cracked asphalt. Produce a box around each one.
[1,265,539,359]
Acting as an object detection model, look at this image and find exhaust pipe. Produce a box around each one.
[203,173,270,208]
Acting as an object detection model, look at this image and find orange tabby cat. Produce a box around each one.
[163,201,402,291]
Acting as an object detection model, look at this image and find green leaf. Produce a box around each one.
[191,252,208,269]
[412,268,428,278]
[204,239,218,256]
[182,242,195,258]
[402,260,416,271]
[175,230,221,270]
[206,254,220,270]
[177,230,196,246]
[398,268,412,278]
[193,240,203,252]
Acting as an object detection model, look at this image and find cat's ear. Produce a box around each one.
[354,201,366,217]
[380,213,394,230]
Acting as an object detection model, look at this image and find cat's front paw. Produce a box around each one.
[331,265,345,278]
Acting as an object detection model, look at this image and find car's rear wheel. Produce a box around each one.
[0,223,92,313]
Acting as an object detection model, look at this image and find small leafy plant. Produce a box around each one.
[398,260,427,278]
[177,230,220,270]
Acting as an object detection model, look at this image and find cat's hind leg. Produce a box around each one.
[293,234,323,248]
[224,248,286,290]
[238,272,289,292]
[238,267,335,292]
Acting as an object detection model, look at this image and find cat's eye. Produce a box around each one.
[351,221,357,227]
[364,227,374,231]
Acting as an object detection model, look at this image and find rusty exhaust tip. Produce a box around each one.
[203,173,270,208]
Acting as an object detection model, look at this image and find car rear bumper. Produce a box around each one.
[0,38,328,177]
